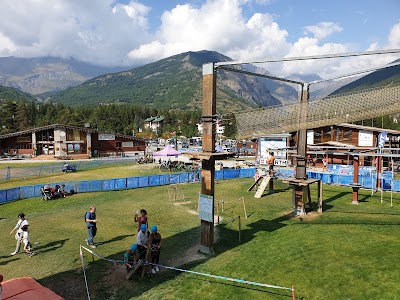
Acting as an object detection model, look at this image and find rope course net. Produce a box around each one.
[235,83,400,139]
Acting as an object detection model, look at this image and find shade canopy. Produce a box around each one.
[1,276,64,300]
[153,144,181,156]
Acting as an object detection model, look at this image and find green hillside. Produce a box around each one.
[331,60,400,94]
[0,85,37,102]
[48,51,288,112]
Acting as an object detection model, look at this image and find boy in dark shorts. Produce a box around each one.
[149,225,161,273]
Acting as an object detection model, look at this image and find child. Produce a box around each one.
[135,209,148,232]
[149,225,161,274]
[20,220,34,256]
[124,244,138,273]
[10,213,25,256]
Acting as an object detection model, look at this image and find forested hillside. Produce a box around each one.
[0,100,237,138]
[48,50,292,111]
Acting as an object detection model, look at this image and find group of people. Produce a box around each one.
[9,206,162,277]
[9,213,34,256]
[124,209,162,275]
[82,207,162,275]
[42,184,72,199]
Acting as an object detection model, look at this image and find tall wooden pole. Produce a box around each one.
[352,155,360,204]
[200,63,216,254]
[296,83,309,180]
[294,83,309,216]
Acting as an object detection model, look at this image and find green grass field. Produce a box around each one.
[1,177,400,300]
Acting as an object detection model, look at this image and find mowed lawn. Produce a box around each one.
[0,163,163,189]
[1,178,400,300]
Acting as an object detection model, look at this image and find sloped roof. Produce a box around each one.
[0,124,144,141]
[144,116,157,122]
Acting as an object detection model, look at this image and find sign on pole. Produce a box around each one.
[199,194,213,222]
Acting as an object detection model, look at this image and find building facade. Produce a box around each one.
[0,124,146,159]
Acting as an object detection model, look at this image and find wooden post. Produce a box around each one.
[221,192,224,211]
[238,216,241,243]
[217,201,220,225]
[295,83,309,180]
[241,197,247,219]
[352,155,360,204]
[268,177,274,194]
[200,63,216,254]
[317,179,323,213]
[294,83,309,216]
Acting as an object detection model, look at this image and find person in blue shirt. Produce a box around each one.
[85,206,97,248]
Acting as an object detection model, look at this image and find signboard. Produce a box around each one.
[122,141,133,147]
[16,136,31,143]
[199,194,213,222]
[98,133,115,141]
[259,136,288,166]
[307,130,314,145]
[358,130,373,146]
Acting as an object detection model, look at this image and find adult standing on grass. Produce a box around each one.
[135,209,148,232]
[136,224,149,260]
[85,206,97,249]
[10,213,26,256]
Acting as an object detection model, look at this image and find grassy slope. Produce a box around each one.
[1,177,400,299]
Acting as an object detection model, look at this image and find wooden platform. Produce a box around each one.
[281,177,323,215]
[281,177,320,186]
[183,152,234,161]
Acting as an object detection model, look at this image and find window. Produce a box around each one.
[116,142,122,148]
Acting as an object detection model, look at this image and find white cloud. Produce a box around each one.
[281,37,348,77]
[129,1,290,65]
[0,0,151,66]
[304,22,342,40]
[0,0,398,79]
[387,21,400,48]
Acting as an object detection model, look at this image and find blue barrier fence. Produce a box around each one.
[0,168,257,204]
[274,167,400,192]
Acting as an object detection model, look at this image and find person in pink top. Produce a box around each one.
[135,209,148,232]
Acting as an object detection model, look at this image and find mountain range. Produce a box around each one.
[0,51,399,113]
[0,56,129,95]
[45,51,298,111]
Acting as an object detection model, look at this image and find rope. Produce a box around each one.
[79,245,294,293]
[79,245,91,300]
[146,262,293,291]
[215,48,400,66]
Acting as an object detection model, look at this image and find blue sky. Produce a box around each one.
[0,0,399,77]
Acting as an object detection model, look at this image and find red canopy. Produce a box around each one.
[1,277,63,300]
[153,144,181,156]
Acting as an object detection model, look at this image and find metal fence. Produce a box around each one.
[0,157,138,181]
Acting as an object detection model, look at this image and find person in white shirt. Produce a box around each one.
[136,224,149,260]
[9,213,25,256]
